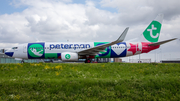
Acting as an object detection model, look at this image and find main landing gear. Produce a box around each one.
[85,59,92,63]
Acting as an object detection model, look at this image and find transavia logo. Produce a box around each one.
[143,21,162,42]
[28,44,44,58]
[148,25,159,38]
[65,54,71,59]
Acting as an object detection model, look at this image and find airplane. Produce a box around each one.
[4,14,177,63]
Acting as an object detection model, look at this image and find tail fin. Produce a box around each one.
[142,14,164,42]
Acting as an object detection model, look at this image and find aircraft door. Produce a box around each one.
[136,42,142,53]
[23,44,27,53]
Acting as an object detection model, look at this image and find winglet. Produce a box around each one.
[115,27,129,42]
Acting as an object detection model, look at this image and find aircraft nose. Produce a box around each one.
[5,52,14,57]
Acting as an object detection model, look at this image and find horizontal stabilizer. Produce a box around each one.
[148,38,177,46]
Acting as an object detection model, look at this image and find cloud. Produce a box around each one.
[0,0,123,43]
[100,0,180,24]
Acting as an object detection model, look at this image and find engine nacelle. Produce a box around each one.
[61,52,78,62]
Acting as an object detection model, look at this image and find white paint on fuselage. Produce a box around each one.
[126,42,142,56]
[7,44,28,59]
[7,42,145,59]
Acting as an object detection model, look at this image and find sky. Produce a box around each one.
[0,0,180,62]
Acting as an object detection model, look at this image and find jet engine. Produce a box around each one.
[61,52,78,61]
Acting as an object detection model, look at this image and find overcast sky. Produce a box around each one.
[0,0,180,62]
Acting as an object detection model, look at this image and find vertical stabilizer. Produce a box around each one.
[142,14,164,42]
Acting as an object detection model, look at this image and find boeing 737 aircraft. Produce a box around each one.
[4,14,177,63]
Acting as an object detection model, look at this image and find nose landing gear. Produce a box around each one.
[21,60,25,63]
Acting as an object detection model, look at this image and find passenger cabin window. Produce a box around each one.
[12,47,18,49]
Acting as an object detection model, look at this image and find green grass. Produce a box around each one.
[0,63,180,100]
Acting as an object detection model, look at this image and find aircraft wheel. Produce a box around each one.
[51,59,53,63]
[84,59,87,63]
[21,60,24,63]
[87,59,91,63]
[85,59,91,63]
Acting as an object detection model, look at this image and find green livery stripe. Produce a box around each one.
[45,53,57,59]
[94,42,111,58]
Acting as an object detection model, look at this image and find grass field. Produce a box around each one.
[0,63,180,100]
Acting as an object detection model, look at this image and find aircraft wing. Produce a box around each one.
[148,38,177,46]
[78,27,129,55]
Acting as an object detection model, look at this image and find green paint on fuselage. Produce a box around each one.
[94,42,111,58]
[45,53,57,59]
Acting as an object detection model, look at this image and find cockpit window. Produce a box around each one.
[12,47,18,49]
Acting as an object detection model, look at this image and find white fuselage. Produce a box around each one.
[5,41,159,61]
